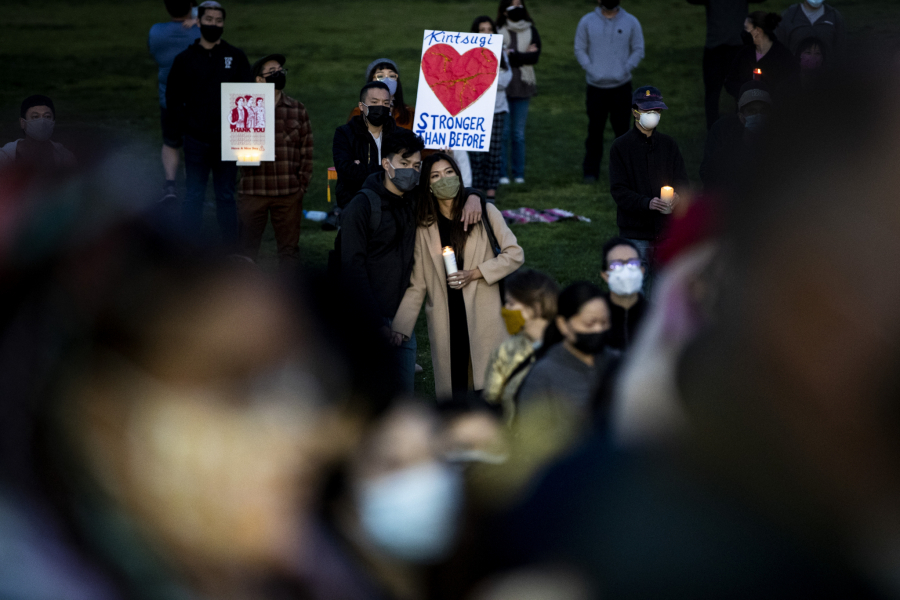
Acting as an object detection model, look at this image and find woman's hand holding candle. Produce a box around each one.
[447,268,483,290]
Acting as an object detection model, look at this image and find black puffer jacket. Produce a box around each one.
[332,115,396,208]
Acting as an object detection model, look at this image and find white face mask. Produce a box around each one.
[359,461,463,563]
[638,111,661,130]
[608,264,644,296]
[806,0,824,7]
[24,117,55,142]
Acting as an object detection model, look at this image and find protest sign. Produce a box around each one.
[220,82,275,165]
[413,30,503,152]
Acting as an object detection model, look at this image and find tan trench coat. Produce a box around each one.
[393,204,525,398]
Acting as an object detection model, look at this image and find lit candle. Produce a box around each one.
[753,68,762,81]
[661,186,674,202]
[442,246,458,275]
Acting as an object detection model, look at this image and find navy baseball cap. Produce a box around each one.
[632,86,668,111]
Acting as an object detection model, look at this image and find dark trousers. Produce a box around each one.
[583,82,633,178]
[183,135,239,248]
[703,45,741,130]
[238,189,303,265]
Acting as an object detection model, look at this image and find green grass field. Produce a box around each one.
[1,0,897,395]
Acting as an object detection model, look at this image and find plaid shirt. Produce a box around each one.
[239,93,313,196]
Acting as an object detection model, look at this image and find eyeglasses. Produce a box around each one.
[608,259,642,271]
[374,73,399,81]
[263,68,288,77]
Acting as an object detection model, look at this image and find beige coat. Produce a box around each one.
[393,204,524,397]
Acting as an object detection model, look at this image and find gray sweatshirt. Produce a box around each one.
[575,7,645,89]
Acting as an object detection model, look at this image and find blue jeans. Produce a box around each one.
[183,135,239,247]
[391,324,417,394]
[501,97,530,179]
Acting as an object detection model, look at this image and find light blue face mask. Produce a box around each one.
[359,461,463,563]
[744,113,766,133]
[806,0,824,8]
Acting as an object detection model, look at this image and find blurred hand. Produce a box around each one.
[182,18,198,29]
[389,332,404,347]
[649,197,671,213]
[527,43,539,52]
[461,194,483,231]
[448,268,483,290]
[354,160,361,164]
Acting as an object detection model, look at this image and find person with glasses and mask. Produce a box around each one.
[347,58,416,130]
[600,237,647,351]
[236,54,312,268]
[165,0,252,249]
[0,95,75,170]
[609,85,689,290]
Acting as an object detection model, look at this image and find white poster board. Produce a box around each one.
[413,30,503,152]
[220,82,275,165]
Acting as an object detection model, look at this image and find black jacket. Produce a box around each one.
[604,293,647,351]
[165,38,252,144]
[724,40,799,101]
[340,172,417,323]
[609,127,690,241]
[332,115,397,208]
[700,114,748,193]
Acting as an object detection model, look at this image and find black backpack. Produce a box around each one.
[327,188,383,281]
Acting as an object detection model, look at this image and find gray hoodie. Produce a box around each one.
[575,7,645,89]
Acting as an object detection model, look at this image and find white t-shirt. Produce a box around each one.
[371,131,382,162]
[801,3,825,24]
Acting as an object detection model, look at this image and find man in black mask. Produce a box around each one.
[332,81,396,222]
[237,54,312,267]
[166,0,252,249]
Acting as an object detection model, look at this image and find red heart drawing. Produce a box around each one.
[421,44,498,117]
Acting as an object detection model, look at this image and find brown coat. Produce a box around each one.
[393,204,524,397]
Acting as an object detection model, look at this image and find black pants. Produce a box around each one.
[583,82,633,178]
[703,44,741,130]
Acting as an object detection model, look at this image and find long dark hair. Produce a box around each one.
[417,153,476,267]
[471,16,509,70]
[496,0,533,29]
[747,11,781,42]
[540,282,606,350]
[367,61,412,126]
[505,269,559,321]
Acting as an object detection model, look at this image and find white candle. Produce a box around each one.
[442,246,458,275]
[661,186,674,202]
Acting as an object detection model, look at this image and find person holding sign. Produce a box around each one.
[496,0,541,185]
[165,0,252,248]
[392,153,524,398]
[609,86,689,289]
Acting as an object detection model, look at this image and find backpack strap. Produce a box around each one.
[358,188,383,233]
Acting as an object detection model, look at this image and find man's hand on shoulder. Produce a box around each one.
[461,194,483,232]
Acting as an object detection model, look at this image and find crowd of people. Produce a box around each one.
[4,0,897,598]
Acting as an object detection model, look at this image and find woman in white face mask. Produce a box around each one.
[600,237,649,351]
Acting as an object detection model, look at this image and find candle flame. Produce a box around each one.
[754,68,762,75]
[442,246,454,256]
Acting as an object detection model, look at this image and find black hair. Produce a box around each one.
[164,0,192,17]
[601,237,641,270]
[496,0,533,29]
[747,11,781,42]
[366,62,412,127]
[540,282,607,349]
[359,81,390,104]
[382,128,424,161]
[416,152,475,264]
[796,36,827,65]
[197,2,225,20]
[471,15,497,34]
[505,269,559,321]
[20,95,55,119]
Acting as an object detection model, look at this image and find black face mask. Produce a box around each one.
[364,105,390,127]
[200,24,223,43]
[571,330,608,355]
[741,30,754,46]
[506,6,525,22]
[600,0,620,9]
[265,70,286,90]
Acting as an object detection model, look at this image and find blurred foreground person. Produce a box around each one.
[0,163,397,598]
[0,94,75,169]
[483,269,559,421]
[484,59,900,600]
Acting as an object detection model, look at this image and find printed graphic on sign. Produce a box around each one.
[414,30,503,152]
[221,82,275,164]
[422,44,497,117]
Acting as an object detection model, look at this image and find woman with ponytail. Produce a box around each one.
[725,11,799,102]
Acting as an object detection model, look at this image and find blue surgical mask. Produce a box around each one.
[744,113,766,133]
[359,461,463,563]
